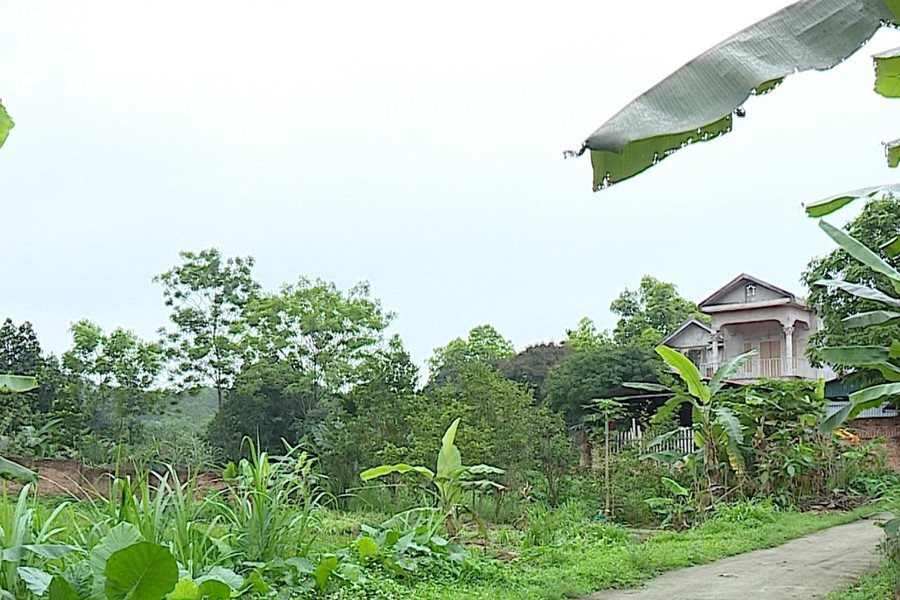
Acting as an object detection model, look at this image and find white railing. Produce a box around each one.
[608,421,694,455]
[699,357,830,380]
[827,401,897,420]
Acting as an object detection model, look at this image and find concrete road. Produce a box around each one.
[585,514,892,600]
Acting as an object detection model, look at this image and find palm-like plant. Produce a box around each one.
[360,418,504,537]
[634,347,755,509]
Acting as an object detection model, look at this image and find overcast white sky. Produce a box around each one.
[1,1,897,370]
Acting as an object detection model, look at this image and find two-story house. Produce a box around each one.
[661,274,835,381]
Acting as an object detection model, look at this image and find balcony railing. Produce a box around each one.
[699,357,830,380]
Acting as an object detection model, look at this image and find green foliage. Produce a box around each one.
[155,249,260,407]
[545,344,657,424]
[428,325,514,385]
[498,342,570,401]
[220,439,320,564]
[63,321,163,444]
[246,278,392,393]
[803,197,900,370]
[609,276,708,348]
[361,418,504,537]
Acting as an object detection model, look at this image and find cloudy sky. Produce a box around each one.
[1,1,897,369]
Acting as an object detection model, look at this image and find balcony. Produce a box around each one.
[699,357,831,380]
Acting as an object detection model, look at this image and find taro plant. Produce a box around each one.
[360,418,504,537]
[0,484,74,600]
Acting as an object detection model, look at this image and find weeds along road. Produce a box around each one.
[585,514,892,600]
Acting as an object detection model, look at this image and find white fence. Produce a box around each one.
[608,420,693,455]
[607,403,897,456]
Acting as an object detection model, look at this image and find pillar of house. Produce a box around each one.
[782,324,795,376]
[709,328,719,371]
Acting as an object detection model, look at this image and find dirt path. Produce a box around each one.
[586,514,892,600]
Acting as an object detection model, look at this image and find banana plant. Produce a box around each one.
[801,205,900,433]
[360,418,504,537]
[0,375,39,483]
[633,347,755,508]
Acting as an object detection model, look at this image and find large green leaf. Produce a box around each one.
[0,375,38,393]
[47,576,78,600]
[436,418,462,479]
[656,346,709,403]
[660,477,689,497]
[816,279,900,308]
[104,542,178,600]
[819,221,900,293]
[805,184,900,217]
[709,350,756,395]
[842,310,900,328]
[90,522,144,598]
[0,100,12,150]
[874,47,900,98]
[849,382,900,404]
[713,406,744,445]
[0,457,37,482]
[818,346,891,366]
[359,463,434,481]
[17,567,52,596]
[576,0,896,190]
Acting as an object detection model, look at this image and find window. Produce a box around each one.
[745,284,756,302]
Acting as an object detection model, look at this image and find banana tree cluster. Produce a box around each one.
[360,418,504,537]
[629,347,756,508]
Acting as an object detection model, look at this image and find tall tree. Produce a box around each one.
[245,278,392,396]
[565,317,611,351]
[499,342,571,402]
[155,249,260,407]
[0,319,63,425]
[544,344,658,426]
[63,320,164,442]
[610,275,707,348]
[802,196,900,370]
[428,324,515,385]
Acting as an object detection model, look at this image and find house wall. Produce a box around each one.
[710,282,787,305]
[719,320,811,360]
[667,324,712,349]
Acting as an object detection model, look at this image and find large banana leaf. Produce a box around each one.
[0,457,37,482]
[656,346,710,403]
[577,0,900,190]
[0,100,12,150]
[819,220,900,292]
[0,375,38,393]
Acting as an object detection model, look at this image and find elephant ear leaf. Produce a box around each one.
[104,542,178,600]
[47,576,79,600]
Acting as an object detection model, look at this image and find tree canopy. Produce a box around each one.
[609,276,707,348]
[803,196,900,370]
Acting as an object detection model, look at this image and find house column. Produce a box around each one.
[709,328,719,372]
[782,325,794,376]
